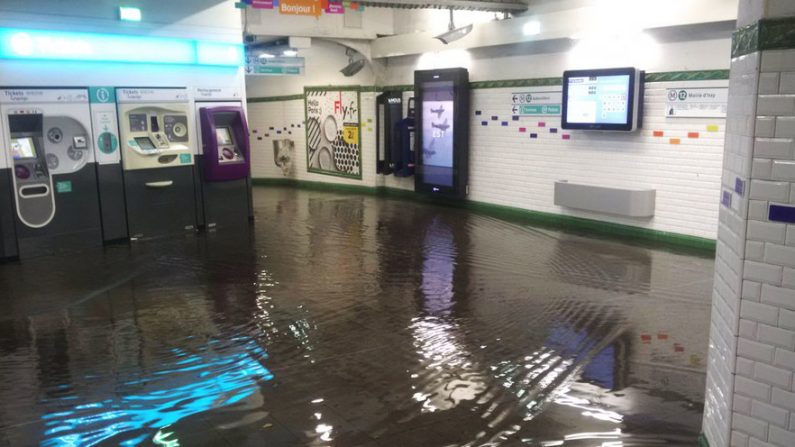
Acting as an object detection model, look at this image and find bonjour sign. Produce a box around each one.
[279,0,322,16]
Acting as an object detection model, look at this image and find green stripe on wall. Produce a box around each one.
[248,94,304,103]
[252,178,717,254]
[247,70,730,103]
[733,17,795,58]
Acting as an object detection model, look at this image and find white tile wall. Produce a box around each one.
[712,46,795,447]
[705,50,761,447]
[249,80,728,239]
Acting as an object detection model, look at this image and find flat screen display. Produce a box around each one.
[566,75,629,124]
[215,127,233,145]
[11,137,36,159]
[421,80,454,187]
[562,68,641,131]
[129,113,147,132]
[134,137,156,150]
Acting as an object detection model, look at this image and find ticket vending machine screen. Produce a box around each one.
[11,137,37,159]
[215,127,233,146]
[129,114,148,132]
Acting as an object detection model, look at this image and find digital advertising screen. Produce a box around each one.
[565,74,630,125]
[11,137,36,159]
[421,80,455,187]
[215,127,233,145]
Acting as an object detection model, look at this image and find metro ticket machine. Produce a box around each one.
[0,113,16,260]
[1,88,103,258]
[195,100,253,229]
[117,88,197,239]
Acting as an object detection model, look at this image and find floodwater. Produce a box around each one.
[0,187,715,446]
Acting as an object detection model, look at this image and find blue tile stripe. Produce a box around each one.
[769,204,795,223]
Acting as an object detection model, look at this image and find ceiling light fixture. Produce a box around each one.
[434,9,472,45]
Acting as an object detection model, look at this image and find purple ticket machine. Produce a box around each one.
[198,105,253,229]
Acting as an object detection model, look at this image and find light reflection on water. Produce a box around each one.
[39,337,273,447]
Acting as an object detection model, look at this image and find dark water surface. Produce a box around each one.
[0,187,714,446]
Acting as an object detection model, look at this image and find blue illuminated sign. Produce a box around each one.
[0,28,243,67]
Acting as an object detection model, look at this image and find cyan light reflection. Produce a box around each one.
[0,28,243,66]
[40,337,273,447]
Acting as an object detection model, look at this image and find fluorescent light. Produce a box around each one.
[523,20,541,36]
[0,27,243,66]
[119,6,141,22]
[282,49,297,57]
[196,41,244,66]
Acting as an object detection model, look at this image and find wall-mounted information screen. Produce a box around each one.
[414,68,469,198]
[562,67,643,131]
[11,137,36,159]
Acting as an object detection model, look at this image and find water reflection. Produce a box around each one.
[40,336,273,446]
[0,187,713,446]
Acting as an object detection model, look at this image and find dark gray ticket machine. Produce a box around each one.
[1,88,103,259]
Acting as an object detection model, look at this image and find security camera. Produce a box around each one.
[434,24,473,45]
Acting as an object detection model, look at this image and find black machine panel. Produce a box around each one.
[376,91,403,175]
[414,67,470,197]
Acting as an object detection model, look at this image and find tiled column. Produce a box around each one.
[703,2,795,446]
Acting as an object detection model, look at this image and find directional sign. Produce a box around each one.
[511,91,561,116]
[665,87,727,118]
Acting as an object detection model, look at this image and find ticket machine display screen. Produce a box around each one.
[129,114,148,132]
[215,127,233,145]
[11,137,36,159]
[134,137,156,150]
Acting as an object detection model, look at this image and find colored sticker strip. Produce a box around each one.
[530,133,538,138]
[669,138,681,145]
[550,128,558,133]
[491,116,499,120]
[538,122,546,127]
[512,116,520,121]
[707,124,719,132]
[501,121,508,126]
[519,127,526,133]
[653,130,664,137]
[562,134,570,140]
[475,110,482,115]
[481,121,488,126]
[688,132,699,138]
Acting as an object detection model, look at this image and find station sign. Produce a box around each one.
[665,87,727,118]
[511,91,561,116]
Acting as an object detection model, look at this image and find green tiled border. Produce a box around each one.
[470,77,562,89]
[247,70,729,102]
[248,94,304,103]
[698,433,710,447]
[252,178,717,254]
[645,70,729,82]
[733,17,795,58]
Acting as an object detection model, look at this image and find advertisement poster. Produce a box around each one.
[305,88,361,179]
[421,85,454,170]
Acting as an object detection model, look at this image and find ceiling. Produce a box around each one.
[355,0,529,12]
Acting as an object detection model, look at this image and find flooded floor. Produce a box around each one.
[0,186,715,446]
